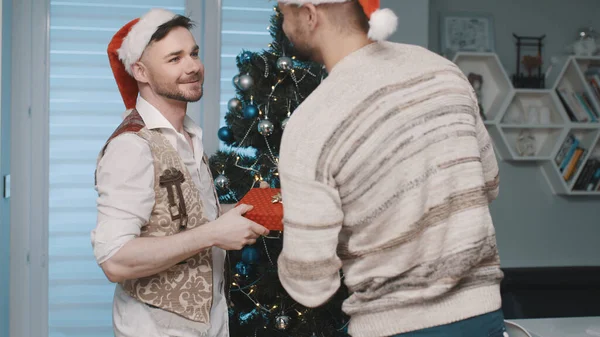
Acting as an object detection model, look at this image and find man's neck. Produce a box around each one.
[140,92,187,133]
[321,33,372,73]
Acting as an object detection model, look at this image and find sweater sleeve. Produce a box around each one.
[475,106,500,202]
[277,170,344,308]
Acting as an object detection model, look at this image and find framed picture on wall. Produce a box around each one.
[440,12,495,57]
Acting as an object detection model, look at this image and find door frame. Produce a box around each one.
[9,0,50,335]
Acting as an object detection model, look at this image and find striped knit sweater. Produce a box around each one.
[277,42,503,337]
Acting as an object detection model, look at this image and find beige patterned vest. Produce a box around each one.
[96,110,219,323]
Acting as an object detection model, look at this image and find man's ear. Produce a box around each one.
[131,61,149,84]
[302,3,319,31]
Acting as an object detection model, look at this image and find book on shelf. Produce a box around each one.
[556,87,599,122]
[564,147,585,181]
[573,158,600,191]
[555,133,588,182]
[555,133,577,166]
[585,65,600,106]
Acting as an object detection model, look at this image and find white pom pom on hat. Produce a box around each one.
[278,0,398,41]
[117,8,177,77]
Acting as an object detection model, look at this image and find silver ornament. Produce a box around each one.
[281,117,289,130]
[214,174,230,189]
[232,74,240,88]
[227,98,243,113]
[257,119,274,136]
[276,56,293,71]
[275,315,290,330]
[238,74,254,91]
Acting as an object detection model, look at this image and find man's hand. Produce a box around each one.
[220,203,236,215]
[205,204,269,250]
[98,204,268,283]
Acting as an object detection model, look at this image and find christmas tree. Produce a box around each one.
[209,7,351,337]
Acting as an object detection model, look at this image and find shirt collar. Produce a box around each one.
[134,95,202,138]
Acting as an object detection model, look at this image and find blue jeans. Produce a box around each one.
[392,309,507,337]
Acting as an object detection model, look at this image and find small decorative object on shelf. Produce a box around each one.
[539,106,552,124]
[468,72,486,119]
[512,34,546,89]
[516,129,537,156]
[571,27,599,57]
[504,107,524,124]
[452,52,512,121]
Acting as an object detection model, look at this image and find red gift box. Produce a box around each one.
[237,188,283,231]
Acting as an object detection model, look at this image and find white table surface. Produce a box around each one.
[511,317,600,337]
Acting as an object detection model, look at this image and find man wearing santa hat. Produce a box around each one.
[91,8,268,337]
[275,1,507,336]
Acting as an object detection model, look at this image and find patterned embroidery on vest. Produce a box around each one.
[159,168,188,228]
[96,109,214,324]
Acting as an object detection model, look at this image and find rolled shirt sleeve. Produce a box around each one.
[91,133,155,264]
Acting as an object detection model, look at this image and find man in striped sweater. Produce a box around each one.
[276,1,507,336]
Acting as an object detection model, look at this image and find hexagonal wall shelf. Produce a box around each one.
[495,89,567,161]
[453,52,600,196]
[452,52,512,123]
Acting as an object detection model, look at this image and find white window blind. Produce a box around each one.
[219,0,275,131]
[48,1,275,335]
[48,2,185,337]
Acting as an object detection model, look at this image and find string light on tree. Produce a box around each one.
[281,100,292,130]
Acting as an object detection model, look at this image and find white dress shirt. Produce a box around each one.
[92,96,228,337]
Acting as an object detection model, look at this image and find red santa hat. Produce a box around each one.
[278,0,398,41]
[107,8,177,110]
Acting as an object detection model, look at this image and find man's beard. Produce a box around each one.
[289,42,314,63]
[287,34,316,63]
[153,75,203,102]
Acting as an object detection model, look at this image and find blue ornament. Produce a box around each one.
[241,246,260,264]
[217,126,233,142]
[239,51,253,63]
[262,311,271,325]
[235,261,252,277]
[239,308,259,325]
[243,104,259,119]
[292,59,304,69]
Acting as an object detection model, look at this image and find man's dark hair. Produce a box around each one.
[149,15,195,44]
[321,0,369,34]
[347,0,369,34]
